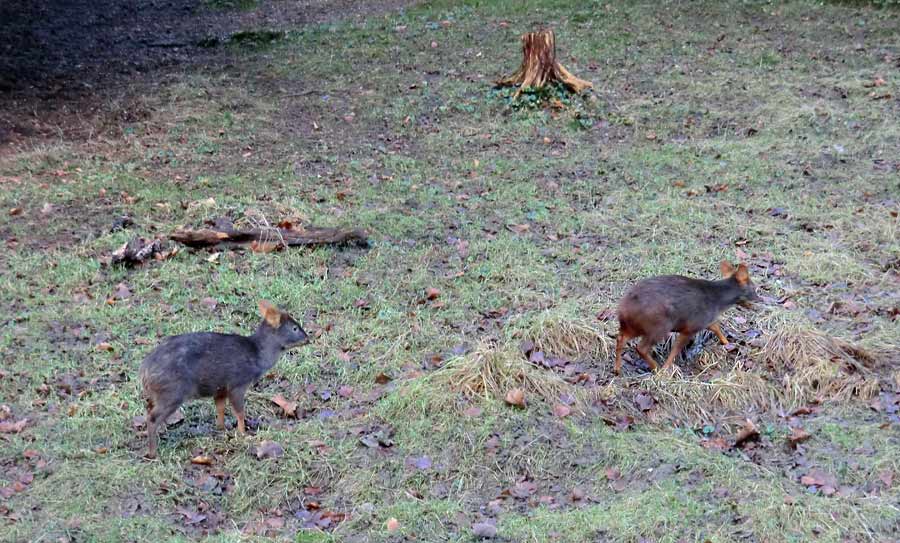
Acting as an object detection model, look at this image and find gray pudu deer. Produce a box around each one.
[614,261,760,375]
[140,300,309,458]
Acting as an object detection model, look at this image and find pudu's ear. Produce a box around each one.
[258,300,282,328]
[720,260,736,278]
[734,264,750,285]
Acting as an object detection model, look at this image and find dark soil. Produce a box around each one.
[0,0,419,148]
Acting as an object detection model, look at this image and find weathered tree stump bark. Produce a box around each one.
[496,29,592,96]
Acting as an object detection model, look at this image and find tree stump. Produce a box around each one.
[496,29,592,96]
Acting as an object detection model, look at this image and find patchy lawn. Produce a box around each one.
[1,0,899,542]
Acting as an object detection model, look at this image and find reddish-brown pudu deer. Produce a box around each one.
[614,261,760,375]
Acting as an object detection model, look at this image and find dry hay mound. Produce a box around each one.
[428,341,594,409]
[519,312,613,361]
[757,322,890,404]
[411,312,895,427]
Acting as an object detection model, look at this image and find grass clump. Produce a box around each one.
[513,310,613,362]
[432,341,580,404]
[757,319,888,404]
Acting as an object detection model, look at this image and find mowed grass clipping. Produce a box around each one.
[1,0,899,542]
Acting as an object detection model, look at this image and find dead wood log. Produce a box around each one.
[111,237,177,267]
[496,28,592,96]
[170,224,369,250]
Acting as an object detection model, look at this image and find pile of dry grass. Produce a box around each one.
[623,319,890,423]
[516,312,614,361]
[396,312,891,426]
[757,322,885,404]
[620,364,776,424]
[429,341,592,408]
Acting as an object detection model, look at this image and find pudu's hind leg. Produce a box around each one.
[708,323,729,345]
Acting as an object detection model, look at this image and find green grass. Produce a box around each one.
[1,0,899,541]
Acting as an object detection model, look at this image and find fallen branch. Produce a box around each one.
[111,237,178,267]
[170,223,369,250]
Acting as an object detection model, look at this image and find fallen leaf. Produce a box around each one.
[0,419,28,433]
[256,440,285,460]
[250,241,281,253]
[472,522,497,539]
[505,388,526,407]
[463,406,483,417]
[338,385,354,398]
[414,456,432,470]
[456,239,469,258]
[374,372,392,385]
[801,468,838,494]
[509,480,537,499]
[191,455,213,465]
[702,437,730,451]
[359,435,380,448]
[386,517,400,532]
[878,470,893,488]
[165,410,184,426]
[571,487,586,501]
[425,287,441,300]
[200,297,218,311]
[114,283,132,299]
[22,449,40,459]
[270,395,298,417]
[787,427,811,448]
[177,507,207,525]
[96,342,114,352]
[552,403,572,418]
[8,207,23,216]
[734,419,760,447]
[307,440,331,454]
[613,415,633,431]
[634,393,655,412]
[529,350,545,365]
[507,223,530,234]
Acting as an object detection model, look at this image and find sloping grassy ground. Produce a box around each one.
[1,1,899,541]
